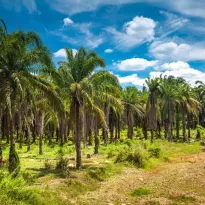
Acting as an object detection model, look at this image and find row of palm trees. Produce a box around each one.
[0,20,205,172]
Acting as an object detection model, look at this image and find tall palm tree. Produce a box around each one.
[57,47,109,169]
[159,76,179,141]
[0,21,62,173]
[145,77,160,143]
[122,86,144,139]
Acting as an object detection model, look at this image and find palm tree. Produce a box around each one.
[0,20,62,173]
[122,86,144,139]
[145,77,160,143]
[159,76,179,141]
[57,47,109,169]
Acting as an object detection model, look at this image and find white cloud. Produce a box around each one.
[2,0,37,13]
[149,61,205,86]
[158,11,189,38]
[113,58,158,71]
[50,23,103,49]
[44,0,205,18]
[53,48,77,58]
[63,17,74,26]
[150,41,205,62]
[106,16,156,50]
[117,74,145,86]
[104,49,113,53]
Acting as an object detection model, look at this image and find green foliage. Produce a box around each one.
[56,156,70,178]
[115,145,149,168]
[87,163,121,181]
[0,172,41,205]
[131,187,151,197]
[44,159,52,170]
[148,146,161,158]
[8,151,20,177]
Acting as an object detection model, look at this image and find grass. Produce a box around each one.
[131,187,151,197]
[0,129,204,205]
[169,194,196,204]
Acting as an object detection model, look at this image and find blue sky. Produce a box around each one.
[1,0,205,88]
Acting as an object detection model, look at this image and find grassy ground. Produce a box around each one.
[0,129,204,205]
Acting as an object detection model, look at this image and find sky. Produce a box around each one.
[1,0,205,88]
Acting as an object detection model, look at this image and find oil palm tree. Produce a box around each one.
[0,20,62,173]
[122,86,144,139]
[57,47,110,169]
[145,77,160,143]
[159,76,179,141]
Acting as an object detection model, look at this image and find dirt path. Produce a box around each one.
[75,152,205,205]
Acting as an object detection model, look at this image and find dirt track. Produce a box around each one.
[76,152,205,205]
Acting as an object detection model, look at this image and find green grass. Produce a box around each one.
[131,187,151,197]
[0,129,203,205]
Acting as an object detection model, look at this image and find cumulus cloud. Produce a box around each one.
[104,49,113,53]
[106,16,156,50]
[113,58,158,71]
[149,41,205,62]
[117,74,145,86]
[150,61,205,86]
[63,17,74,26]
[53,48,77,58]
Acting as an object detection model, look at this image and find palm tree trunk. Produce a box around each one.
[143,118,148,140]
[188,115,191,139]
[117,116,121,139]
[9,118,19,174]
[94,118,99,154]
[182,107,186,142]
[167,100,172,141]
[127,108,133,139]
[38,109,44,155]
[74,96,81,169]
[176,105,180,139]
[103,103,109,145]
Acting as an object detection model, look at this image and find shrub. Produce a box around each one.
[44,159,52,170]
[148,147,161,158]
[0,173,40,205]
[115,146,148,168]
[56,156,70,178]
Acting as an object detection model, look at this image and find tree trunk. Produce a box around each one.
[94,118,99,154]
[127,108,133,139]
[74,97,81,169]
[143,118,148,140]
[188,115,191,139]
[176,105,180,139]
[167,100,172,141]
[38,109,44,155]
[9,118,19,174]
[103,103,109,145]
[117,116,121,139]
[182,107,186,142]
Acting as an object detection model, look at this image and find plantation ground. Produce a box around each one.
[77,152,205,205]
[1,131,205,205]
